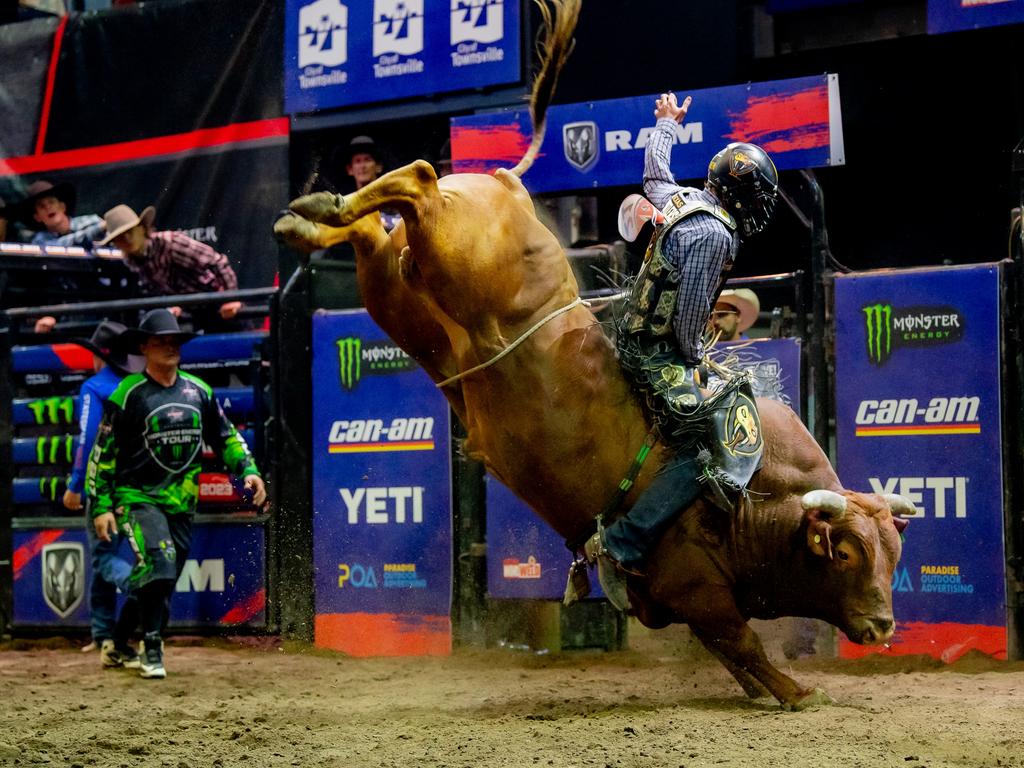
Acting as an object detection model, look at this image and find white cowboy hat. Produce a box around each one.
[716,288,761,333]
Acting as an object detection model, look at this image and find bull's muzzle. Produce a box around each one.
[848,616,895,645]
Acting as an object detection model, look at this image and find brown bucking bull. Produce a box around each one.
[276,0,913,710]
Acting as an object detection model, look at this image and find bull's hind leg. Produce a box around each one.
[289,160,440,228]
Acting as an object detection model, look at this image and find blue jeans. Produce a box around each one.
[85,521,133,642]
[603,448,702,569]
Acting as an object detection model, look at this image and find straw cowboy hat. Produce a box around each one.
[716,288,761,333]
[97,204,155,246]
[71,320,145,377]
[120,308,197,351]
[15,180,76,229]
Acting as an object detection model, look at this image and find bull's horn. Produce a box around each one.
[801,490,847,518]
[883,494,919,517]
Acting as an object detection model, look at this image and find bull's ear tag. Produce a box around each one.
[814,534,821,544]
[617,194,665,242]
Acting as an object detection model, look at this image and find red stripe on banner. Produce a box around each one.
[12,529,65,580]
[839,621,1007,662]
[1,118,290,177]
[450,124,531,174]
[315,612,452,657]
[52,343,95,371]
[726,84,830,153]
[34,14,69,156]
[220,588,266,624]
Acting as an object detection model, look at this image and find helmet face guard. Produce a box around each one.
[707,142,779,237]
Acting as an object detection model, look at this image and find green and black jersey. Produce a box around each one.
[86,370,259,518]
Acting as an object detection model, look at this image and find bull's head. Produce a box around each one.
[800,489,915,646]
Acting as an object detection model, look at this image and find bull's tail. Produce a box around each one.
[509,0,582,178]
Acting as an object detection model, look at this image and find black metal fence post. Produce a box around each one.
[0,311,13,635]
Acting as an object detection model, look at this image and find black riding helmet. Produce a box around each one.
[706,142,779,237]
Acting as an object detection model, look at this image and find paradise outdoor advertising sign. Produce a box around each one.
[284,0,522,113]
[834,264,1007,661]
[311,310,452,656]
[450,74,845,194]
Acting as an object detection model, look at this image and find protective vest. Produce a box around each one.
[621,190,736,337]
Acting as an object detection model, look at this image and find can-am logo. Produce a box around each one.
[336,337,417,390]
[862,303,965,365]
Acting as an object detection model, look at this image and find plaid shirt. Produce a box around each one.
[124,230,238,296]
[643,118,739,364]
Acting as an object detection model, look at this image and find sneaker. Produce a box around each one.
[139,635,166,679]
[101,639,142,669]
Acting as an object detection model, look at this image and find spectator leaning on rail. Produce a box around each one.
[585,92,779,609]
[16,180,106,249]
[86,308,266,679]
[98,204,243,329]
[62,321,144,666]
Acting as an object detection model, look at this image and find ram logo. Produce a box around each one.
[563,121,599,172]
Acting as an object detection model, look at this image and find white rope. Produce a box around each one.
[436,297,587,388]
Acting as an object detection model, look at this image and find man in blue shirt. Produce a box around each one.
[16,180,106,250]
[62,320,144,666]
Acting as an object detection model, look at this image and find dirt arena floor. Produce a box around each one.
[2,626,1023,768]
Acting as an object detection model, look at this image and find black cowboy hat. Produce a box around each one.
[334,135,381,168]
[15,180,76,229]
[71,320,145,377]
[121,309,197,351]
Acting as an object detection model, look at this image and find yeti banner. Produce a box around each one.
[284,0,522,113]
[311,310,452,656]
[834,264,1007,661]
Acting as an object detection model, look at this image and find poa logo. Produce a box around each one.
[863,302,965,366]
[563,121,599,172]
[42,542,84,618]
[298,0,348,68]
[721,391,762,457]
[451,0,504,44]
[336,337,416,391]
[373,0,424,56]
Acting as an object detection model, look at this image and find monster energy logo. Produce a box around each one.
[863,302,964,366]
[863,304,893,365]
[27,396,75,425]
[36,435,75,465]
[336,337,416,391]
[38,476,62,502]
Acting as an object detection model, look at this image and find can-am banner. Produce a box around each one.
[451,75,844,194]
[928,0,1024,34]
[285,0,521,114]
[834,264,1007,661]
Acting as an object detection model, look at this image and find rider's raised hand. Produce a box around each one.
[654,92,691,124]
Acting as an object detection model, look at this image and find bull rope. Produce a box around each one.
[436,296,587,388]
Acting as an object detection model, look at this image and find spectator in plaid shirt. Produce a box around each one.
[99,204,242,330]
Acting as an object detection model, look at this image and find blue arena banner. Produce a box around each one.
[284,0,521,114]
[11,521,267,628]
[451,75,844,194]
[834,264,1006,661]
[486,336,803,599]
[311,309,452,655]
[929,0,1024,34]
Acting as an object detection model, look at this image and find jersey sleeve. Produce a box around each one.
[204,394,259,478]
[67,379,103,494]
[85,400,120,518]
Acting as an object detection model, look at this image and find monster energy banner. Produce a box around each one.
[486,337,803,599]
[11,521,267,628]
[311,310,452,656]
[835,264,1007,661]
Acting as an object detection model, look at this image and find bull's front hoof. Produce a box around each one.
[273,212,322,261]
[289,191,347,226]
[782,688,834,712]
